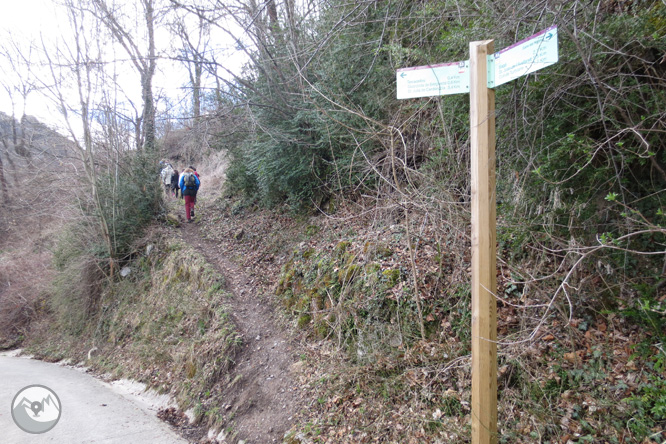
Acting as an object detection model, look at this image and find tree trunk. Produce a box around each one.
[141,71,156,151]
[193,58,202,120]
[267,0,279,31]
[141,0,157,151]
[0,142,9,203]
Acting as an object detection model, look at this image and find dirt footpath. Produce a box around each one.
[178,207,305,444]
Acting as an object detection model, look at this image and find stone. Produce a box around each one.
[166,213,180,225]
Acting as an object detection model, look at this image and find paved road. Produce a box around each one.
[0,353,189,443]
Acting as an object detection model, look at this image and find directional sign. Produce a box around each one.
[394,28,560,444]
[396,27,558,98]
[488,26,558,88]
[396,61,470,99]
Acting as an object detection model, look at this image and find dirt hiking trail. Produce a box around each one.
[176,200,306,444]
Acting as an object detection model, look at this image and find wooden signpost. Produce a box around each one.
[396,27,558,444]
[469,39,498,444]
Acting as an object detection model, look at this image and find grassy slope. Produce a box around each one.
[25,228,242,433]
[17,148,666,443]
[203,194,666,444]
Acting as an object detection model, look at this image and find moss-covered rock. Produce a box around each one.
[334,241,351,256]
[166,213,180,226]
[382,268,401,287]
[297,314,312,329]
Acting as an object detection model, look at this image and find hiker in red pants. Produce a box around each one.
[179,167,200,223]
[188,165,201,217]
[188,166,200,215]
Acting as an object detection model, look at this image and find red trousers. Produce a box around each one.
[184,195,195,220]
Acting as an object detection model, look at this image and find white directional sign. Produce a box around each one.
[488,26,558,88]
[396,61,470,99]
[396,27,558,98]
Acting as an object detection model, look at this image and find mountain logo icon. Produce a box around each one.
[11,385,62,434]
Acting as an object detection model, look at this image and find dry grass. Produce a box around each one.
[196,150,229,198]
[24,228,243,431]
[0,250,54,348]
[0,166,76,348]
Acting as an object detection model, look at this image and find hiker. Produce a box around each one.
[188,166,200,208]
[160,162,174,196]
[179,167,200,222]
[170,169,180,198]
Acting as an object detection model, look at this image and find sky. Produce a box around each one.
[0,0,60,123]
[0,0,247,131]
[0,0,58,42]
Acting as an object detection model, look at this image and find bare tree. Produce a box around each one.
[172,11,209,121]
[89,0,160,151]
[0,34,44,203]
[0,36,37,165]
[168,10,210,163]
[38,1,117,275]
[169,0,295,105]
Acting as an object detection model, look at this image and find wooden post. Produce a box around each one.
[469,39,498,444]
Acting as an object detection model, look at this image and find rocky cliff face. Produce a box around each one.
[0,111,73,169]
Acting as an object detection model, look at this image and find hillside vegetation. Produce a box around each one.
[1,0,665,443]
[216,2,666,440]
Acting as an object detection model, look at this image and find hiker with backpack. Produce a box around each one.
[170,169,180,198]
[189,166,200,206]
[179,167,200,222]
